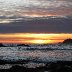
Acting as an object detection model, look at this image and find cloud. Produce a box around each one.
[0,17,72,33]
[0,0,72,33]
[0,0,72,18]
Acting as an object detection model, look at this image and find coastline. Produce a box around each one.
[0,60,72,72]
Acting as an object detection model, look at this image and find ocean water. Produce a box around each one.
[0,45,72,61]
[0,45,72,69]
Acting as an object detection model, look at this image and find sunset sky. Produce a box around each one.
[0,0,72,44]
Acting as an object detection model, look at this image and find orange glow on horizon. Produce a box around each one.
[20,12,59,17]
[0,33,72,44]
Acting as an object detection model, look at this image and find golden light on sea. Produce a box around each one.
[0,33,72,44]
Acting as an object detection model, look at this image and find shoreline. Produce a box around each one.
[0,60,72,72]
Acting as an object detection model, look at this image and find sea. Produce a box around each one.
[0,44,72,71]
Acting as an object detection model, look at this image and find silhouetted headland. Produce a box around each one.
[62,38,72,45]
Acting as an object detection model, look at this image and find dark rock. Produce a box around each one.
[0,43,5,47]
[0,61,72,72]
[62,39,72,45]
[17,44,30,47]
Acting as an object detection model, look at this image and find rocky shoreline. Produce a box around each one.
[0,60,72,72]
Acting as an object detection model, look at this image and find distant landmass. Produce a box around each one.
[0,43,6,47]
[62,39,72,45]
[17,44,30,47]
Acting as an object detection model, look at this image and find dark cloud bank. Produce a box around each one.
[0,17,72,33]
